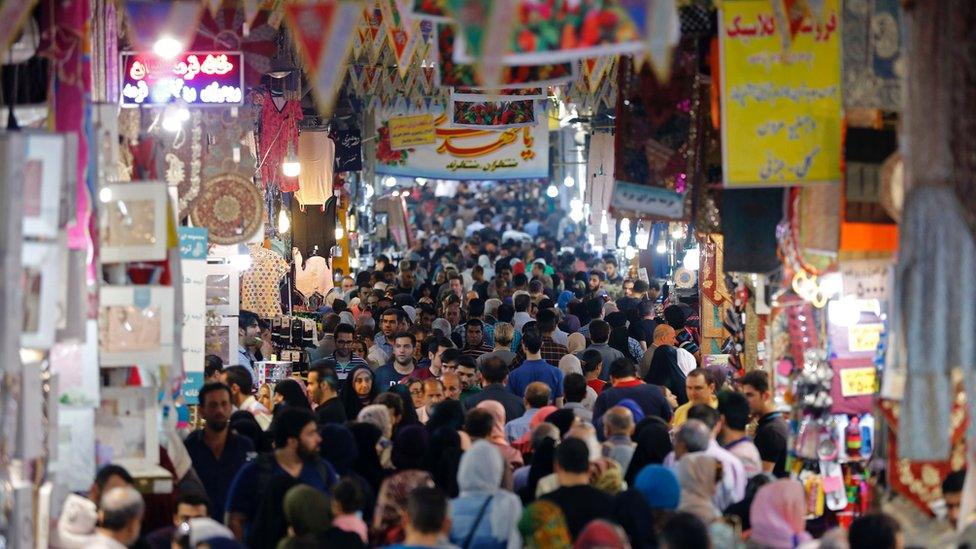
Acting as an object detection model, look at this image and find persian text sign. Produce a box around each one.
[389,114,436,149]
[375,104,548,180]
[839,366,877,397]
[121,51,244,106]
[719,1,842,187]
[178,227,208,404]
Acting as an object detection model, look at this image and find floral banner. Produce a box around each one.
[449,97,537,129]
[375,103,549,179]
[436,23,575,88]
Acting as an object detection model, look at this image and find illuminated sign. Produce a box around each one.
[120,51,244,107]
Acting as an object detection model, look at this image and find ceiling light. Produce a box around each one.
[383,175,397,187]
[153,36,183,60]
[282,143,300,177]
[546,184,558,198]
[563,175,574,187]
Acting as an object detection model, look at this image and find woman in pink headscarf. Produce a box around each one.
[475,400,524,469]
[747,479,812,549]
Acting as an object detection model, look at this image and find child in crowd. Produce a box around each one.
[331,477,369,543]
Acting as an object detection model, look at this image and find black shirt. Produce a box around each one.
[754,412,789,478]
[315,397,348,425]
[542,484,615,539]
[183,429,255,521]
[462,383,525,424]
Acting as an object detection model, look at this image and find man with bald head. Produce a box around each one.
[93,486,144,549]
[601,406,636,471]
[640,324,697,378]
[441,371,462,401]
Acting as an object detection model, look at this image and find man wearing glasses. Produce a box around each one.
[312,323,369,382]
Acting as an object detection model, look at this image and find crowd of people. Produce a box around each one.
[57,183,917,549]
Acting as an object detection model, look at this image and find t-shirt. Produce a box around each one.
[313,353,370,381]
[183,430,255,522]
[672,396,718,428]
[592,381,673,424]
[314,397,348,425]
[507,359,564,400]
[754,412,789,478]
[226,455,337,526]
[373,363,430,391]
[541,484,615,538]
[587,379,607,395]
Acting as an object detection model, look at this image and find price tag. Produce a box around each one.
[839,367,877,397]
[848,323,883,352]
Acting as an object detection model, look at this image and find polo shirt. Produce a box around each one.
[183,430,255,521]
[755,411,790,478]
[507,359,563,400]
[313,353,370,381]
[672,395,719,428]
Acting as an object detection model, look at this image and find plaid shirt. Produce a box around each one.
[540,336,568,367]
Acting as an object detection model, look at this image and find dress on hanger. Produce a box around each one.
[295,131,335,206]
[293,247,333,300]
[240,244,289,319]
[291,196,338,261]
[258,89,303,192]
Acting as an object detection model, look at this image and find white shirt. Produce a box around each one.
[551,328,569,347]
[677,347,697,376]
[89,533,129,549]
[513,311,533,332]
[239,396,272,430]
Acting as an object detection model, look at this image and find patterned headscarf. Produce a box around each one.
[371,470,435,545]
[518,500,572,549]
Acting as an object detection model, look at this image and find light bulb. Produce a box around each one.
[635,222,650,249]
[415,177,428,186]
[282,143,300,177]
[625,246,637,260]
[671,224,685,239]
[655,234,667,254]
[546,184,558,198]
[347,212,357,232]
[600,211,609,234]
[349,257,360,269]
[391,190,400,197]
[153,36,183,59]
[335,226,345,240]
[563,175,575,187]
[277,209,290,233]
[383,175,396,187]
[98,187,113,203]
[682,245,700,270]
[161,110,183,132]
[177,106,190,121]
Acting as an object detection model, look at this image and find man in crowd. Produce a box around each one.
[220,365,271,429]
[507,327,563,404]
[504,382,551,442]
[717,390,763,477]
[581,320,624,381]
[460,318,493,359]
[375,332,430,390]
[442,371,462,401]
[387,487,452,549]
[226,407,337,541]
[144,493,211,549]
[541,439,615,538]
[453,298,494,348]
[741,370,789,478]
[307,364,346,425]
[417,378,445,423]
[561,373,592,423]
[456,356,482,400]
[183,383,255,521]
[464,357,525,423]
[237,310,261,384]
[374,308,402,357]
[601,406,636,472]
[665,405,747,510]
[672,368,718,428]
[92,486,144,549]
[593,358,673,426]
[313,323,369,382]
[475,322,516,369]
[537,309,569,367]
[513,293,534,331]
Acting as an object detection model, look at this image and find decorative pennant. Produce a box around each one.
[283,1,360,116]
[583,57,613,94]
[380,0,418,78]
[0,0,40,51]
[645,0,681,83]
[124,1,205,52]
[243,0,262,28]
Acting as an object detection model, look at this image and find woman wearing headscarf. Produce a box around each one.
[357,404,393,440]
[677,453,740,548]
[425,399,466,433]
[426,426,464,498]
[341,365,378,419]
[512,405,559,455]
[348,422,386,498]
[518,500,572,549]
[556,291,574,313]
[573,520,631,549]
[391,424,429,471]
[747,480,812,549]
[558,354,583,376]
[632,465,681,535]
[566,333,586,355]
[644,346,688,405]
[449,440,524,549]
[609,326,640,363]
[475,400,524,469]
[277,485,365,549]
[273,378,312,412]
[431,318,453,338]
[371,469,435,546]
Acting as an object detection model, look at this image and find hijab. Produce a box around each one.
[522,437,556,504]
[455,440,525,544]
[573,520,630,549]
[614,398,645,424]
[475,400,524,467]
[748,480,813,549]
[391,424,429,470]
[513,405,559,454]
[425,399,465,433]
[371,470,435,546]
[426,426,463,498]
[518,500,572,549]
[609,327,639,362]
[676,453,722,523]
[558,354,583,376]
[431,318,452,337]
[274,379,312,411]
[357,404,393,440]
[318,423,358,475]
[348,422,385,495]
[485,298,503,319]
[645,346,688,405]
[633,465,681,510]
[556,291,574,312]
[283,485,332,537]
[567,332,586,354]
[341,366,378,419]
[546,408,578,438]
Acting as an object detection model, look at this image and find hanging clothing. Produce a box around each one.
[331,128,363,173]
[291,196,338,261]
[293,248,333,299]
[240,244,289,319]
[896,186,976,460]
[295,131,335,206]
[258,89,303,192]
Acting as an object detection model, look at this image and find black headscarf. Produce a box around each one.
[625,417,674,486]
[546,408,577,438]
[644,346,687,405]
[391,424,429,470]
[389,384,421,427]
[319,423,358,475]
[519,437,556,504]
[424,399,465,434]
[348,421,386,495]
[274,379,312,411]
[230,410,270,452]
[609,326,639,363]
[341,365,379,419]
[612,488,659,549]
[425,427,462,498]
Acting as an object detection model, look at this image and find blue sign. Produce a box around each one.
[178,227,209,260]
[121,51,244,106]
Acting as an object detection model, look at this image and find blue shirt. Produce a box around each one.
[507,359,563,400]
[237,347,259,387]
[183,430,255,522]
[226,455,337,529]
[373,333,394,357]
[504,408,539,442]
[374,363,408,391]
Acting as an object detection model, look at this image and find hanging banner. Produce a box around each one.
[719,0,842,187]
[452,0,649,65]
[437,24,575,88]
[284,1,360,116]
[380,0,418,78]
[388,113,437,149]
[178,227,208,404]
[375,103,548,180]
[407,0,451,21]
[449,98,537,129]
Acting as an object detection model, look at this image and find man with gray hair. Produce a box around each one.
[672,419,712,459]
[601,406,637,471]
[92,486,144,548]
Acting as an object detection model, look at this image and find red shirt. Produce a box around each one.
[587,379,607,394]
